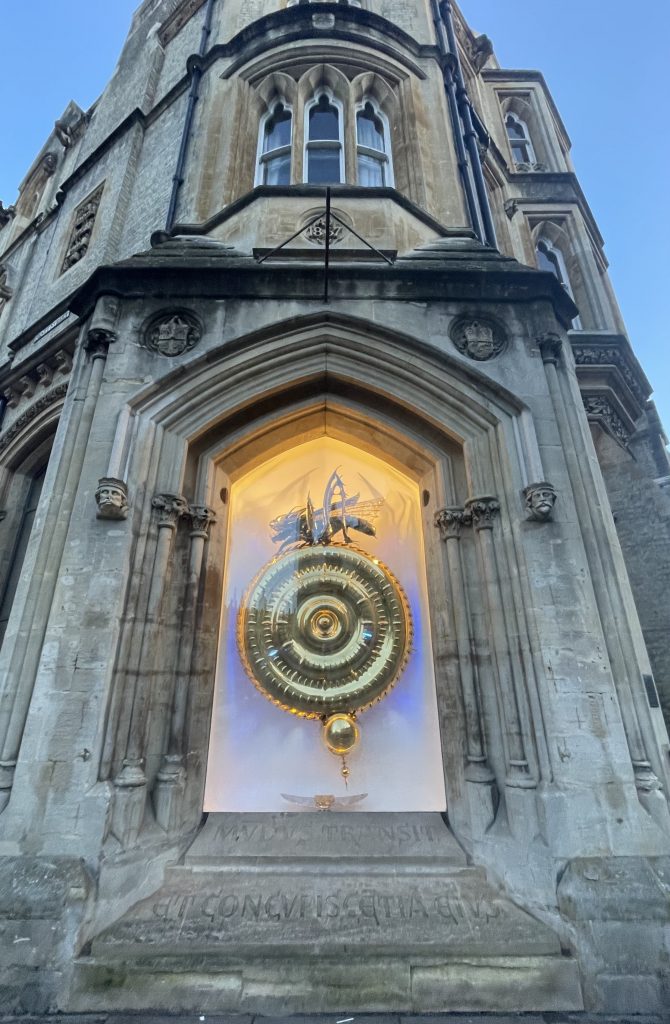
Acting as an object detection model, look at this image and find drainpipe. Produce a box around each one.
[429,0,482,242]
[165,0,217,231]
[439,0,498,249]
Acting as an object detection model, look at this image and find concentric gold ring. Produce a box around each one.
[237,544,412,719]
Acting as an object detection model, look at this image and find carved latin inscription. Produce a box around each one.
[150,886,502,927]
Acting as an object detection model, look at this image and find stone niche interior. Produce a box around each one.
[204,434,446,813]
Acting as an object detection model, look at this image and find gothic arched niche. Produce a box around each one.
[204,433,447,813]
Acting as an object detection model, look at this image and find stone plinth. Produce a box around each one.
[71,814,583,1014]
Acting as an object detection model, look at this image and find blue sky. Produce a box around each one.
[1,0,668,428]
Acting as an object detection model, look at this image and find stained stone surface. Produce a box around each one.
[2,1018,669,1024]
[557,856,670,921]
[186,812,468,861]
[93,863,561,960]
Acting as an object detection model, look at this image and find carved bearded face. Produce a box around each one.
[96,480,128,519]
[526,486,556,521]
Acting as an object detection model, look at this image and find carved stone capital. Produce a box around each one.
[87,295,120,348]
[86,339,110,361]
[523,481,557,522]
[4,385,21,409]
[36,363,54,388]
[434,506,471,541]
[188,504,216,537]
[18,376,36,401]
[53,350,72,375]
[465,495,500,531]
[152,492,189,530]
[537,332,563,366]
[95,477,129,520]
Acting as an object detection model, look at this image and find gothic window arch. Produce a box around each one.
[248,64,407,194]
[505,111,535,166]
[533,225,583,329]
[356,99,394,187]
[304,90,345,184]
[255,100,293,185]
[0,422,57,650]
[500,95,547,171]
[0,463,47,647]
[536,236,571,292]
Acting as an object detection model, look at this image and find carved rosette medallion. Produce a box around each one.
[450,317,506,361]
[238,544,412,719]
[144,311,202,357]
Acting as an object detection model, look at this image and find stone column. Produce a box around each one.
[465,496,535,793]
[538,333,669,829]
[435,505,497,836]
[111,492,188,846]
[154,503,215,832]
[0,330,113,813]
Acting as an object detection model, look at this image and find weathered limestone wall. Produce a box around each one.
[594,412,670,727]
[0,0,668,1015]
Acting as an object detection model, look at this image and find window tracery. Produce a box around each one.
[356,100,393,187]
[256,102,293,185]
[250,64,403,191]
[304,92,345,184]
[534,230,582,329]
[505,112,535,166]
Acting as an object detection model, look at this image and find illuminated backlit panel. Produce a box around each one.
[204,437,446,812]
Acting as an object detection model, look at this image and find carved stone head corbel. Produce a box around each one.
[523,482,557,522]
[95,477,129,520]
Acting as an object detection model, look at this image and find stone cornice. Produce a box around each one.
[571,332,651,423]
[572,334,647,448]
[67,238,578,328]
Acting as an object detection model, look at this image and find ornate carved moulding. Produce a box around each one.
[571,332,651,447]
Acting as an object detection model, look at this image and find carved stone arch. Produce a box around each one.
[232,44,421,193]
[298,63,351,104]
[350,71,396,113]
[350,75,397,187]
[0,388,65,480]
[531,217,588,326]
[0,389,64,652]
[254,70,298,112]
[250,72,298,185]
[297,64,351,181]
[100,313,551,843]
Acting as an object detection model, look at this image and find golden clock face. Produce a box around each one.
[237,544,412,719]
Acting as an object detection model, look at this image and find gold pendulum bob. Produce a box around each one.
[323,713,360,786]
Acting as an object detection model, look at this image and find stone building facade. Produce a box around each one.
[0,0,669,1015]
